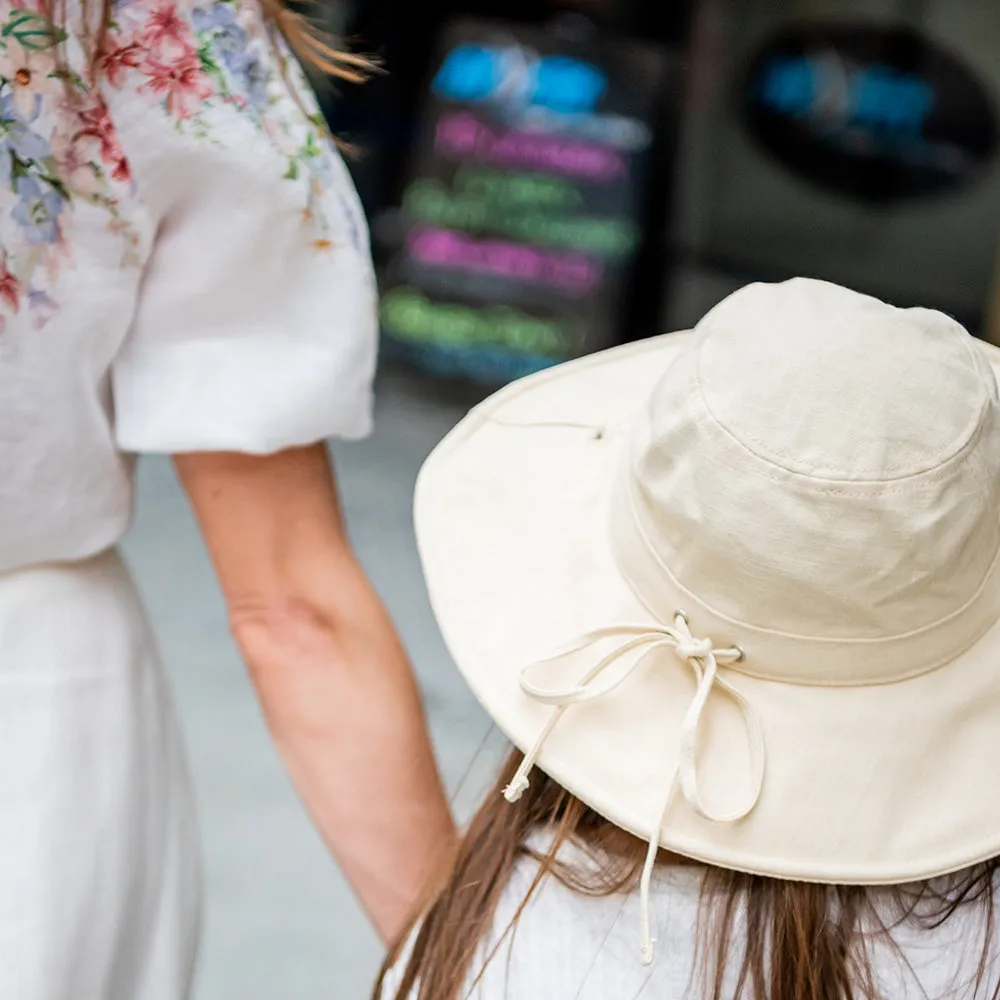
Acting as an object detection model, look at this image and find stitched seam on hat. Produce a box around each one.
[693,321,993,484]
[693,392,993,495]
[706,311,989,475]
[706,430,990,495]
[646,406,992,496]
[621,473,1000,681]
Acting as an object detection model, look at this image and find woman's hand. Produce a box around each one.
[173,444,456,942]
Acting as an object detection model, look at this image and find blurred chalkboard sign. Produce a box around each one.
[379,18,666,385]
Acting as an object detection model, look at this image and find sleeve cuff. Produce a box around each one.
[112,334,375,455]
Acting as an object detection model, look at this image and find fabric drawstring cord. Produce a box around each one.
[503,612,766,965]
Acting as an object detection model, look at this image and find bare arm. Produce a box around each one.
[173,444,456,942]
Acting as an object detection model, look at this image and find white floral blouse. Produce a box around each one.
[0,0,378,573]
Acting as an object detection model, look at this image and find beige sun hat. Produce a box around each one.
[414,277,1000,959]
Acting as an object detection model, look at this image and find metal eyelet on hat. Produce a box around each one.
[676,611,743,662]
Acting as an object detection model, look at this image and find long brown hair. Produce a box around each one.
[375,748,1000,1000]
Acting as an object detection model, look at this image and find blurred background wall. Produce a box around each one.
[313,0,1000,382]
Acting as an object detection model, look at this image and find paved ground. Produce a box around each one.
[122,368,506,1000]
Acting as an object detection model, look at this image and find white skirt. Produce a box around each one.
[0,550,201,999]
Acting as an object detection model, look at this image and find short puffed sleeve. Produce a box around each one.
[103,0,378,455]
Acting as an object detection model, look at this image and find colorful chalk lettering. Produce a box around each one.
[408,227,603,295]
[403,179,491,230]
[384,337,559,383]
[503,213,637,257]
[381,23,661,384]
[402,179,637,257]
[432,43,500,103]
[435,113,628,182]
[381,287,576,356]
[433,43,608,116]
[453,165,583,210]
[516,105,653,152]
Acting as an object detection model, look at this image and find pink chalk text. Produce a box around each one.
[408,227,603,295]
[435,113,628,183]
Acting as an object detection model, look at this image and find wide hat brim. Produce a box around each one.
[415,333,1000,885]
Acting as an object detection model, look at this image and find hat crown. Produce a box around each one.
[687,279,991,479]
[625,279,1000,669]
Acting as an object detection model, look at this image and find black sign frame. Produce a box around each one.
[378,17,668,385]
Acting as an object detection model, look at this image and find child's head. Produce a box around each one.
[395,278,1000,998]
[379,748,1000,1000]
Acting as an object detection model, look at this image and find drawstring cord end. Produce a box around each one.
[503,612,764,967]
[502,713,563,804]
[503,755,537,803]
[640,936,656,967]
[638,806,663,968]
[502,773,530,803]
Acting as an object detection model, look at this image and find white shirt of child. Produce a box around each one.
[385,836,1000,999]
[0,0,377,573]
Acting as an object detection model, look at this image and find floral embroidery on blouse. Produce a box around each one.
[0,0,348,334]
[104,0,342,241]
[0,5,140,333]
